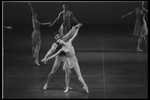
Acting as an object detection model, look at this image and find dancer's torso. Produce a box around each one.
[62,10,72,27]
[136,8,146,24]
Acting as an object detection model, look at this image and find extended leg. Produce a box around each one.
[73,64,89,93]
[137,37,143,52]
[64,68,72,93]
[34,41,41,66]
[43,56,63,90]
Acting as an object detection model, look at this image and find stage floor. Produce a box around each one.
[3,27,148,99]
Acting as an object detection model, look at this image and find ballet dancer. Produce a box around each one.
[122,1,148,52]
[41,23,82,91]
[42,23,89,93]
[49,3,79,37]
[28,2,51,66]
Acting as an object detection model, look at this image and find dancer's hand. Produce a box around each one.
[7,26,13,29]
[121,15,125,18]
[41,58,47,64]
[48,21,52,25]
[28,2,32,6]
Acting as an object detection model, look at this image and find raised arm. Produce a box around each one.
[28,2,36,17]
[37,20,51,26]
[49,12,62,27]
[122,8,137,18]
[68,23,82,42]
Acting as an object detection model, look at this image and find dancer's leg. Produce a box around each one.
[34,41,41,66]
[43,56,63,90]
[137,37,143,52]
[73,63,89,93]
[143,36,148,48]
[64,68,71,93]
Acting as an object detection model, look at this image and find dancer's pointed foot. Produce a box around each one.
[64,88,69,93]
[83,86,89,93]
[35,61,40,66]
[43,83,48,90]
[137,48,143,52]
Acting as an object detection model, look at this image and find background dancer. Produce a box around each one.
[28,2,51,66]
[49,3,79,37]
[122,1,148,52]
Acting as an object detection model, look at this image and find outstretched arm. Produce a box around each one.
[3,25,13,29]
[122,8,137,18]
[49,12,62,27]
[37,20,51,25]
[41,48,63,63]
[28,2,36,16]
[143,7,148,13]
[71,12,79,24]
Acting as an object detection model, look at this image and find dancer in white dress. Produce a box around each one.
[42,23,89,93]
[28,2,51,66]
[122,1,148,52]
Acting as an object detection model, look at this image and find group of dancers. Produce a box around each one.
[3,1,148,94]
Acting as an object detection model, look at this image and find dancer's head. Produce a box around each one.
[62,3,68,10]
[139,1,144,7]
[54,32,61,41]
[57,39,65,45]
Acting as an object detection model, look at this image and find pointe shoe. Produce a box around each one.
[43,84,47,90]
[35,61,40,66]
[137,48,143,52]
[83,86,89,93]
[64,88,69,93]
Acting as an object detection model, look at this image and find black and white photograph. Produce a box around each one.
[2,1,148,99]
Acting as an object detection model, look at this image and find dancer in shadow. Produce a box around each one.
[28,2,51,66]
[49,3,79,37]
[122,1,148,52]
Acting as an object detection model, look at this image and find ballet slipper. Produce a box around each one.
[43,83,47,90]
[64,88,69,93]
[137,48,143,52]
[35,61,40,66]
[83,86,89,93]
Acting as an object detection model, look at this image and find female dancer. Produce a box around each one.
[122,1,148,52]
[49,3,79,37]
[41,23,82,91]
[28,2,51,66]
[42,23,89,93]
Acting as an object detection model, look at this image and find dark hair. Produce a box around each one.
[53,31,60,37]
[63,3,68,8]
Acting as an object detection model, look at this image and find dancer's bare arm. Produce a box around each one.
[70,12,79,24]
[62,23,82,42]
[49,12,62,27]
[143,7,148,13]
[43,49,63,63]
[68,23,82,42]
[43,43,58,59]
[122,8,137,18]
